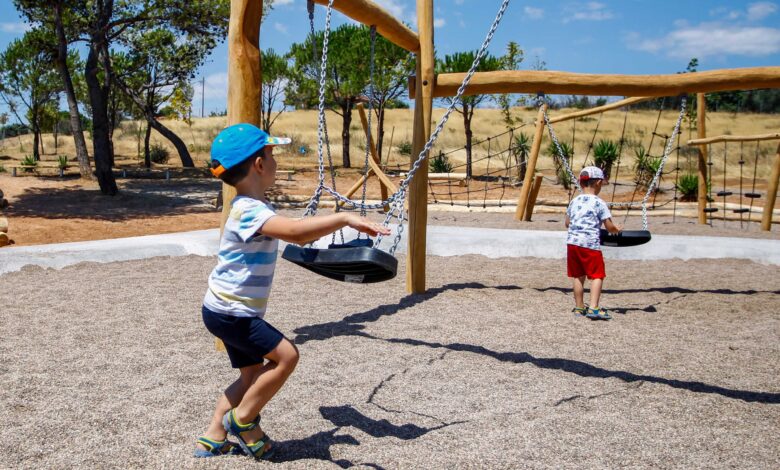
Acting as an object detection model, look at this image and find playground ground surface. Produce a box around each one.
[1,251,778,468]
[2,172,779,468]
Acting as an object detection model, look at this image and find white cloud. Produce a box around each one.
[564,2,614,23]
[628,23,780,58]
[375,0,408,22]
[0,22,30,34]
[434,17,446,28]
[274,0,295,5]
[524,6,544,20]
[274,22,288,35]
[203,73,228,99]
[747,2,778,20]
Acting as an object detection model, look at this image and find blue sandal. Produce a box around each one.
[222,409,275,460]
[193,436,243,458]
[572,305,588,316]
[585,307,611,320]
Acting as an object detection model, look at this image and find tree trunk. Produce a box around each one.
[144,123,151,168]
[376,105,386,162]
[147,116,194,167]
[463,107,473,179]
[341,100,353,168]
[54,1,92,179]
[85,39,118,195]
[32,126,40,161]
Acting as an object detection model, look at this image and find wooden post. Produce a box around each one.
[523,174,544,221]
[215,0,263,351]
[407,0,434,294]
[355,103,395,209]
[696,93,708,225]
[515,103,547,220]
[761,142,780,231]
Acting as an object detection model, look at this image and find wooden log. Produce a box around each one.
[429,67,780,98]
[312,0,419,52]
[761,142,780,231]
[515,103,547,220]
[696,93,708,225]
[407,0,434,294]
[0,232,8,247]
[216,0,264,353]
[687,132,780,146]
[548,96,656,123]
[523,175,544,222]
[0,216,7,233]
[356,103,396,208]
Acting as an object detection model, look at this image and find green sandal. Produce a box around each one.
[222,409,275,460]
[193,436,242,458]
[572,305,588,316]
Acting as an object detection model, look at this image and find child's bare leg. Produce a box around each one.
[589,278,603,307]
[573,276,586,308]
[197,362,267,449]
[234,339,299,445]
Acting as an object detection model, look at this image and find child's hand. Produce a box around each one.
[615,224,623,232]
[346,214,391,237]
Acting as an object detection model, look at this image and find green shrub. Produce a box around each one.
[0,164,6,173]
[676,173,699,201]
[592,139,619,180]
[429,150,453,173]
[57,155,70,170]
[397,140,413,156]
[546,141,574,189]
[21,155,37,172]
[149,143,170,164]
[511,132,531,181]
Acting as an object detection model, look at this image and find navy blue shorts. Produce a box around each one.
[202,305,285,369]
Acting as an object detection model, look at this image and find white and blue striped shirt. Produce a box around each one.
[203,197,278,318]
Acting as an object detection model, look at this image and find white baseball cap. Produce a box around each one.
[579,166,605,181]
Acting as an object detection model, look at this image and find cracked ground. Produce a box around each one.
[1,254,778,468]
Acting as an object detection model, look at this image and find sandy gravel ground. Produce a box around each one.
[1,254,778,469]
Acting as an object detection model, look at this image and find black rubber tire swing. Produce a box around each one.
[599,229,652,247]
[282,239,398,284]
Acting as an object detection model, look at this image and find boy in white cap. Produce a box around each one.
[194,123,389,459]
[564,166,622,320]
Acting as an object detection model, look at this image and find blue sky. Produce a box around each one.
[1,0,779,117]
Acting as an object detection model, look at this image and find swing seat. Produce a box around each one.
[733,208,750,214]
[716,191,733,197]
[745,193,761,199]
[703,207,719,213]
[281,238,398,284]
[599,229,651,247]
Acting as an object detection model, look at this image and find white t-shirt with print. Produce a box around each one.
[566,194,612,251]
[203,197,278,318]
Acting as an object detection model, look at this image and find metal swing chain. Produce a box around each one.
[308,0,511,214]
[540,95,686,231]
[308,0,512,253]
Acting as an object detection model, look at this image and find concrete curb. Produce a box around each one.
[1,226,778,277]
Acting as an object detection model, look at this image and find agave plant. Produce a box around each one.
[511,132,531,181]
[546,141,574,189]
[592,139,619,180]
[429,150,454,173]
[57,155,70,170]
[676,173,699,201]
[21,155,37,172]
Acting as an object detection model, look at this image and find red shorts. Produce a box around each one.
[567,244,606,279]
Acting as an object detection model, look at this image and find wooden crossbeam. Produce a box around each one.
[687,132,780,146]
[548,96,656,123]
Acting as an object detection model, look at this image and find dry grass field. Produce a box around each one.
[2,106,779,181]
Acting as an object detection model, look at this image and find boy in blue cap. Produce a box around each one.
[195,123,389,459]
[565,166,621,321]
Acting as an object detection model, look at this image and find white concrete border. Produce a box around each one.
[1,226,778,277]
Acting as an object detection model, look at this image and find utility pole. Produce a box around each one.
[201,76,206,118]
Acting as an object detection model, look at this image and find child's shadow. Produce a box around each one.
[271,405,464,467]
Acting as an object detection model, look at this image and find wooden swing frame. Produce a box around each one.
[224,0,780,294]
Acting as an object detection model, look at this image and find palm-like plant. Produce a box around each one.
[634,145,663,190]
[546,141,574,189]
[511,132,531,182]
[676,173,699,201]
[592,139,619,180]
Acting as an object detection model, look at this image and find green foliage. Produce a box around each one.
[634,145,662,189]
[397,140,413,156]
[429,151,453,173]
[57,155,69,170]
[592,139,619,179]
[546,141,574,189]
[21,154,37,171]
[261,48,290,133]
[0,164,5,173]
[149,143,169,164]
[676,173,699,201]
[496,41,525,129]
[511,132,531,181]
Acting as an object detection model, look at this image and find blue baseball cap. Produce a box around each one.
[210,123,290,177]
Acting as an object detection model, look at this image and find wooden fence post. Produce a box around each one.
[516,103,547,220]
[761,142,780,231]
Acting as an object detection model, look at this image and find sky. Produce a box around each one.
[1,0,779,117]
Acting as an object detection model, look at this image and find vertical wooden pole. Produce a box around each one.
[216,0,262,351]
[761,142,780,231]
[221,0,263,231]
[515,103,547,220]
[696,93,708,225]
[523,174,544,221]
[356,103,389,208]
[407,0,434,294]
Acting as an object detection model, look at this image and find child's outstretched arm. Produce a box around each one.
[261,213,391,245]
[603,217,622,234]
[565,214,571,228]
